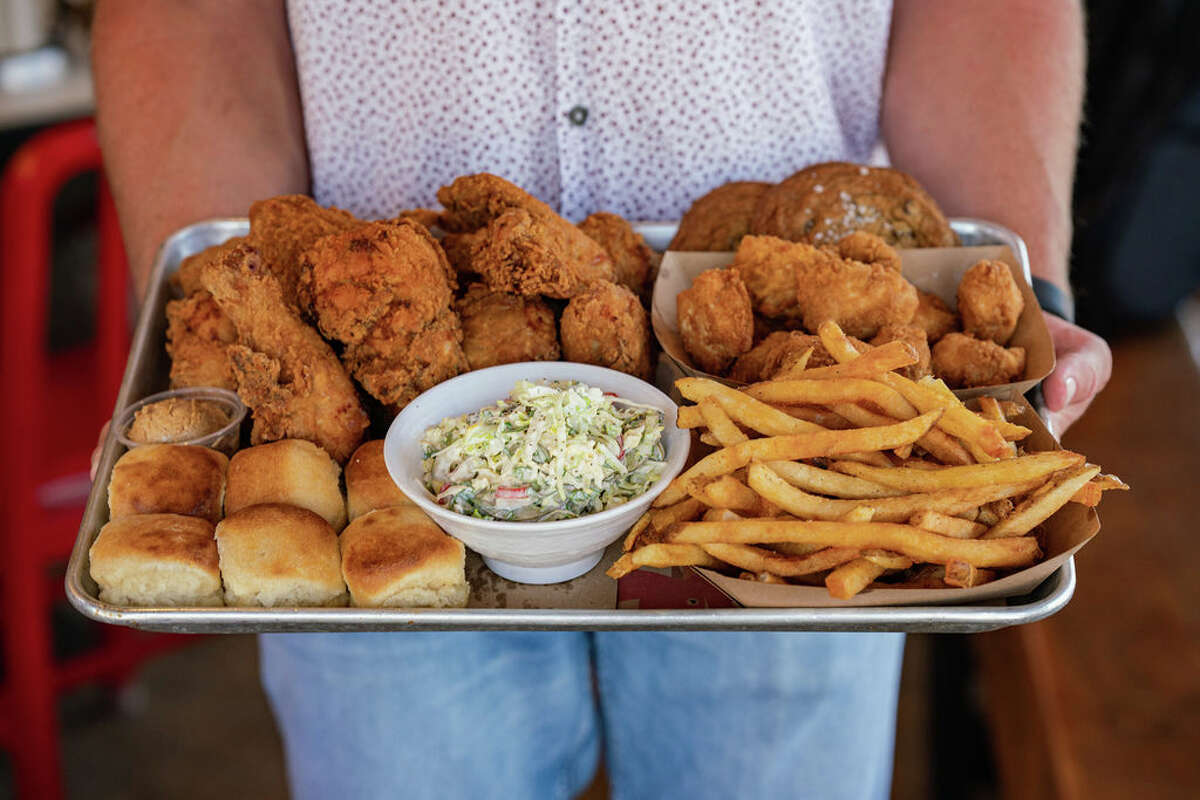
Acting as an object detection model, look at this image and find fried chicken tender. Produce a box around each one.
[668,181,772,251]
[171,236,248,297]
[578,211,660,302]
[165,291,237,390]
[436,173,613,298]
[456,283,560,370]
[870,323,931,380]
[200,245,368,462]
[677,269,754,374]
[912,289,960,343]
[931,332,1026,388]
[792,241,919,339]
[957,259,1024,344]
[248,194,361,309]
[728,331,842,383]
[730,235,806,320]
[300,220,468,411]
[560,281,653,379]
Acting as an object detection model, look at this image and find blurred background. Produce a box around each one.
[1,1,1197,798]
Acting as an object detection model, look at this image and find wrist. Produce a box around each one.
[1031,276,1075,324]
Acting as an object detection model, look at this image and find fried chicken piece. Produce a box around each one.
[669,181,772,251]
[792,242,919,339]
[171,236,248,297]
[728,331,842,383]
[912,289,959,343]
[677,269,754,374]
[301,220,468,411]
[436,174,613,298]
[456,283,560,370]
[833,231,902,272]
[200,245,368,462]
[931,332,1026,388]
[440,230,484,280]
[248,194,361,309]
[165,291,238,390]
[393,208,442,229]
[957,259,1024,344]
[730,235,806,320]
[870,323,931,380]
[560,281,653,379]
[578,211,660,302]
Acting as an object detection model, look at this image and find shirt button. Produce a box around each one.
[567,105,588,126]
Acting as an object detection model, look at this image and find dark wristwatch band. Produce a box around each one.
[1031,276,1075,324]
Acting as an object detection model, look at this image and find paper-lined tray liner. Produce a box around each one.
[690,396,1099,607]
[651,245,1054,401]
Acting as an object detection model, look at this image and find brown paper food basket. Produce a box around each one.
[650,245,1054,401]
[689,395,1100,607]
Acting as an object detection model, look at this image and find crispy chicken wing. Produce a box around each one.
[578,211,660,302]
[677,268,754,374]
[165,291,237,390]
[560,280,653,379]
[456,283,560,370]
[200,244,368,462]
[956,259,1024,344]
[931,332,1026,388]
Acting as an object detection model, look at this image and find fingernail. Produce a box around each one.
[1063,376,1076,406]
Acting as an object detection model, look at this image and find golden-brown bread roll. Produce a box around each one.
[215,504,347,607]
[345,440,414,522]
[225,439,347,530]
[107,444,228,524]
[340,506,468,608]
[88,514,222,607]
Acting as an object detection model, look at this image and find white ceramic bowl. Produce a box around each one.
[384,362,690,584]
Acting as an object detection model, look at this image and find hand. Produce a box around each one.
[90,421,110,481]
[1040,313,1112,439]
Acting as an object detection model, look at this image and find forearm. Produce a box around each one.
[93,0,309,299]
[882,0,1085,294]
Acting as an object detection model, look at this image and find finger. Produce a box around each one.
[1042,330,1113,412]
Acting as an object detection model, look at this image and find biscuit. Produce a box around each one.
[89,514,222,607]
[225,439,347,530]
[340,506,468,608]
[108,444,227,524]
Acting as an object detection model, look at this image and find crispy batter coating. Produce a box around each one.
[200,245,368,462]
[792,241,919,339]
[957,259,1024,344]
[728,331,841,383]
[751,162,957,248]
[560,281,653,379]
[931,332,1026,388]
[165,291,237,390]
[248,194,361,308]
[870,322,931,380]
[440,230,484,279]
[456,283,560,370]
[677,269,754,374]
[436,174,613,298]
[668,181,772,252]
[912,289,960,343]
[578,211,660,302]
[833,231,902,272]
[730,235,805,320]
[171,236,248,297]
[393,208,442,229]
[300,220,467,411]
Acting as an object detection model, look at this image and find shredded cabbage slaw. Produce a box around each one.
[421,380,667,521]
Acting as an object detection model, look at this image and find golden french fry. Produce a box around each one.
[977,396,1004,421]
[675,405,705,429]
[687,474,760,513]
[830,402,971,464]
[606,543,726,578]
[909,375,1015,459]
[770,541,825,557]
[829,451,1085,492]
[652,411,941,507]
[817,319,870,363]
[908,509,987,539]
[748,462,1039,524]
[862,549,913,570]
[701,543,862,576]
[776,346,814,376]
[623,512,652,552]
[676,377,826,436]
[668,518,1042,569]
[765,460,902,499]
[825,558,887,599]
[944,560,996,588]
[885,565,948,588]
[983,464,1102,538]
[840,506,875,523]
[698,432,722,447]
[774,339,918,381]
[826,403,912,458]
[745,378,918,420]
[608,553,638,578]
[648,496,706,531]
[777,404,854,429]
[1069,473,1128,507]
[698,397,750,446]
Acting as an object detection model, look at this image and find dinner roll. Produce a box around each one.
[89,514,222,607]
[108,444,228,524]
[345,439,414,521]
[340,506,468,608]
[225,439,347,530]
[215,504,347,607]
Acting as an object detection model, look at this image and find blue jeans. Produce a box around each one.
[260,632,904,800]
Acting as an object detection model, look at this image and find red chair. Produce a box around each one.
[0,119,190,800]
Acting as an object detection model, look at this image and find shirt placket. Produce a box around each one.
[553,0,588,218]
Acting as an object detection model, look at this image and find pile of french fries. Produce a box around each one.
[609,321,1127,600]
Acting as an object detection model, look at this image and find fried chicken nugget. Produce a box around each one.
[165,291,237,390]
[248,194,361,309]
[730,235,805,320]
[436,174,613,298]
[912,289,960,343]
[792,242,919,339]
[301,220,468,411]
[200,245,369,462]
[560,281,653,379]
[728,331,842,383]
[578,211,660,302]
[870,323,931,380]
[833,231,902,272]
[677,269,754,374]
[957,259,1024,344]
[456,283,560,370]
[668,181,772,252]
[931,332,1026,388]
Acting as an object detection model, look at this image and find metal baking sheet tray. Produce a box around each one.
[66,217,1072,632]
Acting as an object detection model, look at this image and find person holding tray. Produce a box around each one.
[91,1,1111,798]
